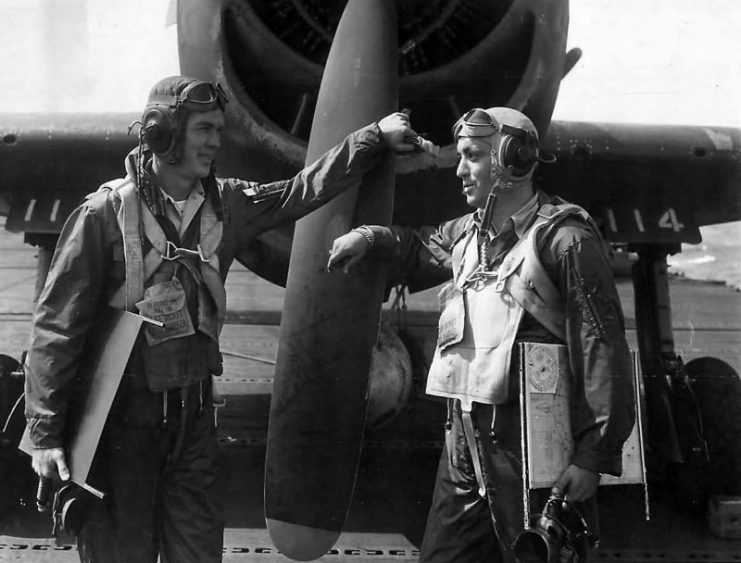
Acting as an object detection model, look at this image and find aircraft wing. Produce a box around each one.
[0,113,137,234]
[541,120,741,243]
[1,113,740,265]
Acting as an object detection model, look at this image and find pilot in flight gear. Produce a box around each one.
[23,75,421,563]
[328,107,636,563]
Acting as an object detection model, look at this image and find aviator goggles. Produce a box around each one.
[452,107,534,142]
[148,81,229,113]
[452,107,499,139]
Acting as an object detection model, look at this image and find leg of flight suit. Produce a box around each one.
[418,402,502,563]
[77,381,170,563]
[76,379,223,563]
[477,402,528,560]
[159,383,223,563]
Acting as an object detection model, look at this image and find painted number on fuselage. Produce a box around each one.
[657,208,685,232]
[50,199,61,223]
[633,209,645,232]
[23,199,36,222]
[23,198,62,223]
[604,207,684,233]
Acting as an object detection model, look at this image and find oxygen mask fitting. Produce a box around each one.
[513,494,590,563]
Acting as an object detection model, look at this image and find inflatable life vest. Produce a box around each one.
[96,178,228,391]
[99,178,226,337]
[426,202,597,407]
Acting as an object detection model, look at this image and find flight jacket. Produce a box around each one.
[367,191,636,476]
[25,123,389,450]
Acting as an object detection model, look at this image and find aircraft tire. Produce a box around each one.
[686,356,741,497]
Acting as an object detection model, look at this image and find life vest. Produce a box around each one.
[96,178,227,390]
[426,202,596,408]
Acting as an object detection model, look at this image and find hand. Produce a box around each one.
[31,447,70,482]
[327,231,370,273]
[377,112,419,154]
[552,464,599,502]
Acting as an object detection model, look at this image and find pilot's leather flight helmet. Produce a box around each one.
[140,75,228,165]
[452,106,542,193]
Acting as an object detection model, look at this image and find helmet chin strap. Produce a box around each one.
[491,176,521,193]
[491,173,532,193]
[491,160,536,193]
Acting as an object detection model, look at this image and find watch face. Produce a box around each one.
[527,345,559,393]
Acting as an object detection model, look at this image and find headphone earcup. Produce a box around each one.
[500,135,520,169]
[141,107,175,156]
[501,133,537,175]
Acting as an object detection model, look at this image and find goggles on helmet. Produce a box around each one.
[452,107,536,142]
[148,81,229,113]
[452,108,499,139]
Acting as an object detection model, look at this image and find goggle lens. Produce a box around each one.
[452,107,500,139]
[180,82,228,111]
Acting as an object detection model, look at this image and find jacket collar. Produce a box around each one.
[472,191,541,240]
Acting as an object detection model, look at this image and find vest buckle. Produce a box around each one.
[494,278,506,292]
[162,241,211,263]
[196,244,211,263]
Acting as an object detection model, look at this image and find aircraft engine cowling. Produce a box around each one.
[177,0,569,287]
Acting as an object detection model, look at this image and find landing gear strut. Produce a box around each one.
[632,244,741,511]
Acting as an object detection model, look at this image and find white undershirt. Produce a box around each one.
[159,186,205,236]
[172,199,188,216]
